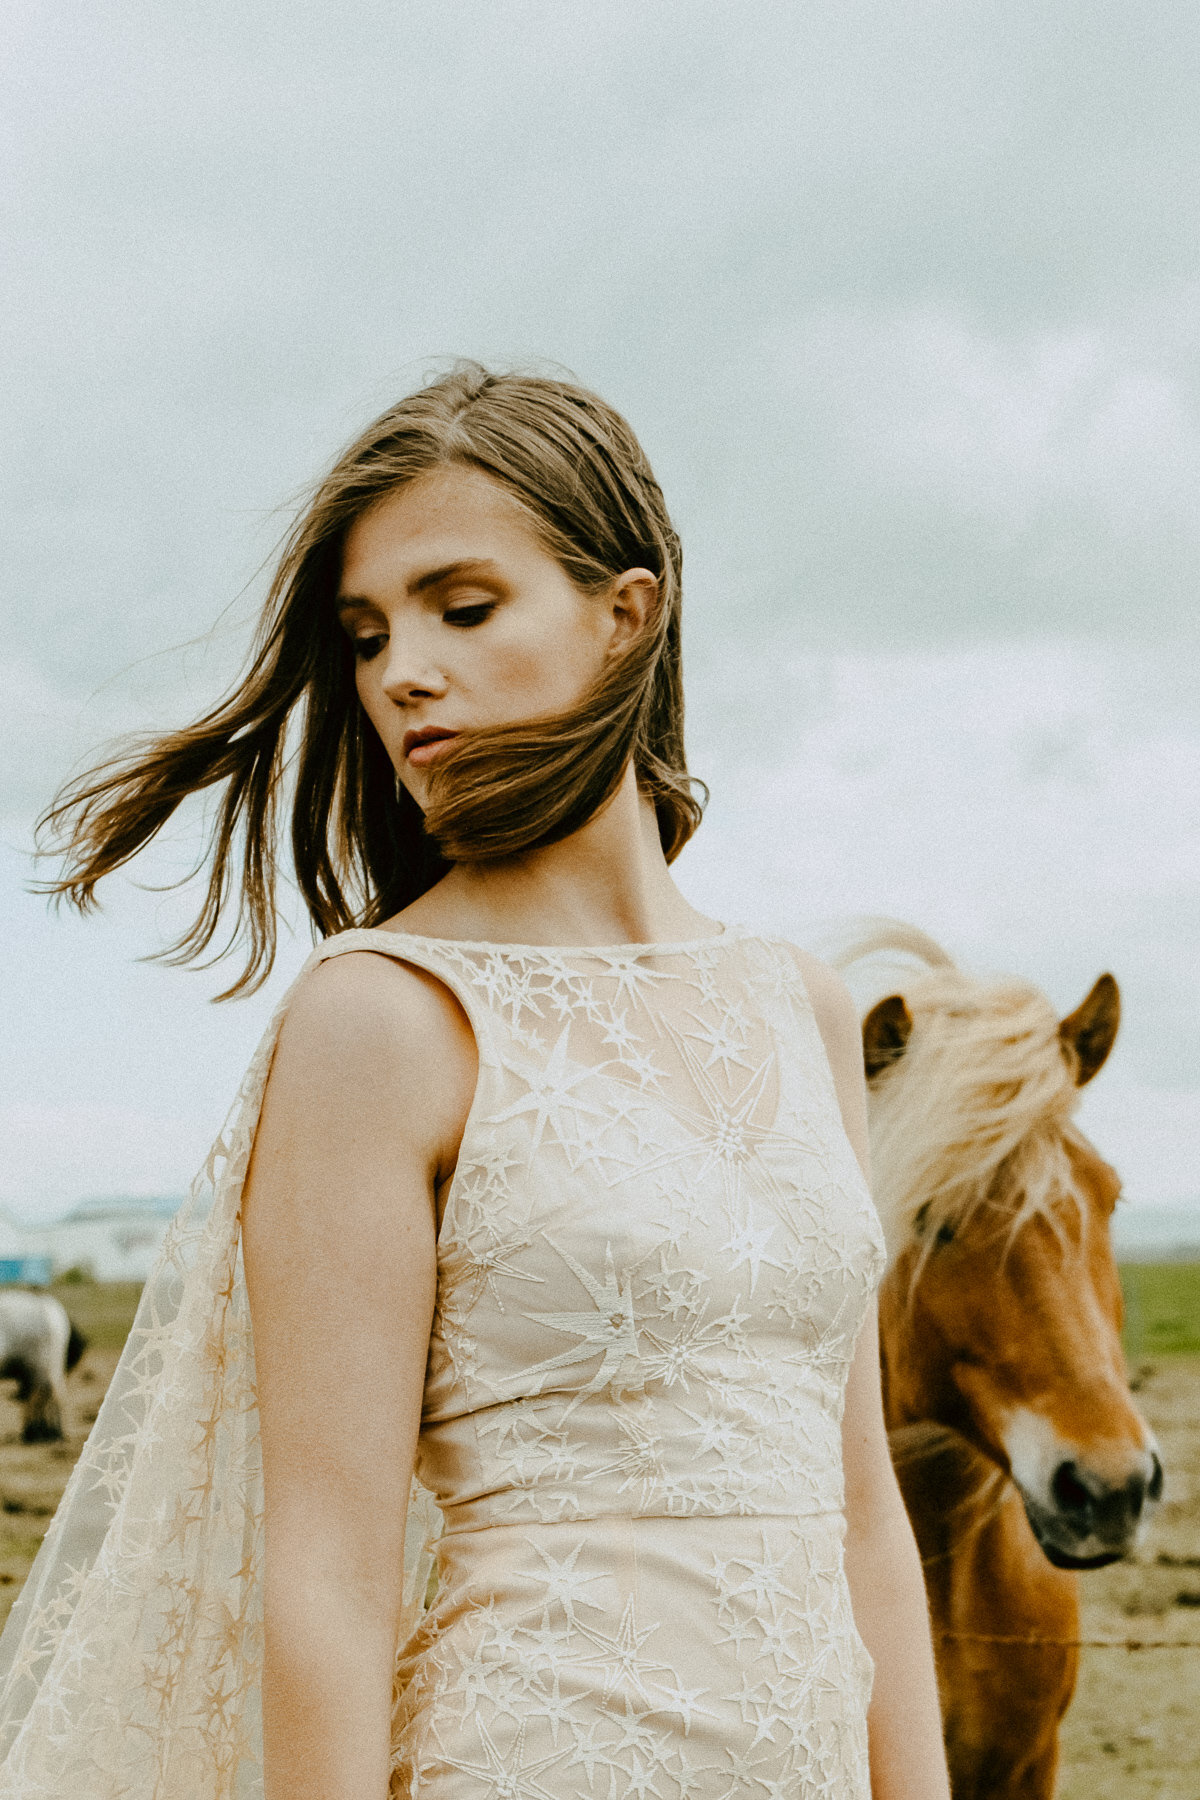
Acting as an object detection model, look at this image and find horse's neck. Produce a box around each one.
[888,1421,1010,1566]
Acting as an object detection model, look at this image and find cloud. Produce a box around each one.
[0,658,87,825]
[3,5,1199,1213]
[1077,1085,1200,1209]
[5,0,1200,718]
[677,639,1200,1093]
[0,1103,210,1217]
[3,637,1196,1213]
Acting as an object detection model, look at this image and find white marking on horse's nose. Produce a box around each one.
[1002,1407,1063,1504]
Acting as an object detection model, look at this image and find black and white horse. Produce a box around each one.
[0,1292,87,1442]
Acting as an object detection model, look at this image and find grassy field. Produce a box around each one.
[0,1271,1196,1792]
[1120,1262,1200,1358]
[46,1277,146,1350]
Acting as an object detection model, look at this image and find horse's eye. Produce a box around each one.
[935,1223,956,1246]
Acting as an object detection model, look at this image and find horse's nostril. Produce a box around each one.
[1051,1453,1162,1530]
[1051,1460,1093,1515]
[1147,1453,1164,1504]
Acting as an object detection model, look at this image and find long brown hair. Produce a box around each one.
[38,363,706,996]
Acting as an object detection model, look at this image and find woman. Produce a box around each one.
[0,365,949,1799]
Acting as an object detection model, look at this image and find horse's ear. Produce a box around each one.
[1059,974,1120,1087]
[863,994,913,1083]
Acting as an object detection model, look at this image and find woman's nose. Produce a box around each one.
[378,637,448,704]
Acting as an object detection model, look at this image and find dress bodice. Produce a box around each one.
[318,925,886,1532]
[0,921,887,1800]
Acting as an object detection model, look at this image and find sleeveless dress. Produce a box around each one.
[0,923,885,1800]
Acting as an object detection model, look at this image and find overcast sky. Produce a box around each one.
[3,0,1198,1221]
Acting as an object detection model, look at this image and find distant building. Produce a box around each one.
[0,1210,51,1285]
[12,1197,183,1283]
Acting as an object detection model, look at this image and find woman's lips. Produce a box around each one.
[404,731,460,766]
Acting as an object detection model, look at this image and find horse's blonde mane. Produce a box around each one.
[835,923,1083,1267]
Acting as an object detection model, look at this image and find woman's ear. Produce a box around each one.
[607,568,658,655]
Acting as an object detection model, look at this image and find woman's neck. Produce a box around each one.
[387,764,716,948]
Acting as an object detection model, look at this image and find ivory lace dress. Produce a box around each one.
[0,924,885,1800]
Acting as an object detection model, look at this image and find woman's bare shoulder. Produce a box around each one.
[284,946,467,1045]
[770,941,861,1056]
[266,948,477,1150]
[770,940,871,1172]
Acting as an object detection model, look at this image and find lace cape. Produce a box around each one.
[0,947,440,1798]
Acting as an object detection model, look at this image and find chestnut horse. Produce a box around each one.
[842,927,1161,1800]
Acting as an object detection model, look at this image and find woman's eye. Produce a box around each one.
[443,602,495,628]
[352,634,387,661]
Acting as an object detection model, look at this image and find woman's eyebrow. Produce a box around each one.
[336,559,506,612]
[409,558,505,596]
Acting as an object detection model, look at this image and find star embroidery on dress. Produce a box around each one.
[652,1679,716,1735]
[678,1402,742,1462]
[472,1597,526,1664]
[517,1607,567,1667]
[642,1258,704,1321]
[580,946,672,1005]
[608,1086,665,1156]
[572,1595,673,1704]
[639,1309,733,1394]
[642,1182,699,1256]
[736,1685,781,1752]
[600,1008,643,1055]
[507,1242,639,1414]
[714,1611,757,1652]
[602,1404,666,1499]
[432,1717,565,1800]
[487,1027,605,1155]
[748,1774,796,1800]
[714,1532,794,1613]
[721,1214,784,1295]
[452,1142,525,1204]
[638,1047,795,1203]
[472,952,526,1017]
[450,1640,499,1718]
[620,1043,669,1090]
[606,1693,668,1758]
[503,973,548,1032]
[528,1539,607,1621]
[525,1668,577,1747]
[439,1235,545,1316]
[757,1611,804,1672]
[569,1722,613,1786]
[546,982,579,1022]
[623,1749,670,1800]
[681,1007,754,1077]
[672,1766,717,1800]
[713,1743,782,1800]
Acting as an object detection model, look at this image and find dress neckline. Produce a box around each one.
[358,920,738,959]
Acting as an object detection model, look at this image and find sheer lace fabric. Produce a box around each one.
[0,925,885,1799]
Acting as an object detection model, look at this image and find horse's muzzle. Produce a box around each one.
[1021,1448,1163,1568]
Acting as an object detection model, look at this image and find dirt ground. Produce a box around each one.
[1056,1356,1200,1800]
[0,1282,138,1630]
[0,1290,1197,1794]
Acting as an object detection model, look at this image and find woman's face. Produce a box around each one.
[337,465,646,809]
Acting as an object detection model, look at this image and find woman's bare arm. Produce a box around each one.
[799,954,951,1800]
[241,950,476,1800]
[841,1306,951,1799]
